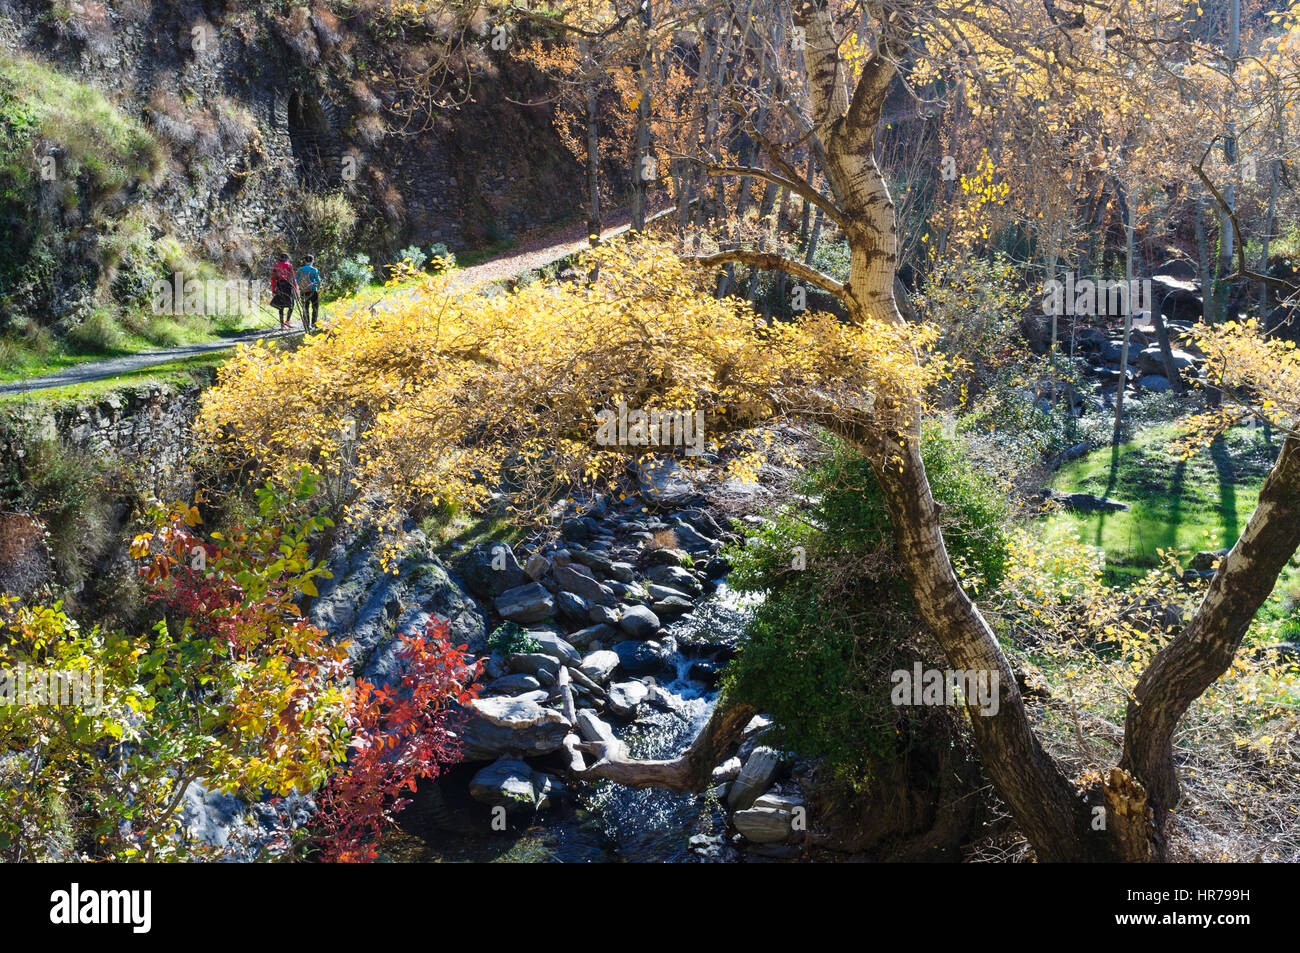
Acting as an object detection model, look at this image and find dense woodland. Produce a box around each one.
[1,0,1300,870]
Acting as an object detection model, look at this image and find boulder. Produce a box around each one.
[612,639,675,677]
[455,697,569,760]
[528,630,582,666]
[1139,374,1172,393]
[733,794,803,844]
[469,759,562,812]
[671,520,718,553]
[588,604,621,626]
[553,564,617,607]
[570,547,617,578]
[579,649,620,684]
[523,553,551,580]
[1137,345,1197,376]
[1190,548,1231,573]
[457,541,526,598]
[494,582,555,624]
[484,673,543,695]
[646,563,703,596]
[607,680,650,718]
[617,604,661,639]
[651,596,694,617]
[638,459,698,506]
[566,623,618,651]
[727,747,780,812]
[556,590,591,624]
[644,547,690,568]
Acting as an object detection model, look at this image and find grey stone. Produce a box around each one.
[523,553,551,580]
[606,680,650,718]
[579,649,620,684]
[727,746,780,812]
[556,589,591,624]
[565,623,618,651]
[554,564,617,607]
[469,759,558,812]
[494,582,555,623]
[458,541,526,597]
[617,604,661,638]
[612,639,674,677]
[733,794,803,843]
[646,563,702,596]
[455,697,569,760]
[527,630,582,666]
[484,673,543,695]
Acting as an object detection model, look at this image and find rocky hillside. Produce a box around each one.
[0,0,588,337]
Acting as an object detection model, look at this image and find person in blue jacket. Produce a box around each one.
[296,255,322,330]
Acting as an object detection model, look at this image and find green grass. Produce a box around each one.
[0,53,162,196]
[0,352,227,406]
[1046,422,1284,583]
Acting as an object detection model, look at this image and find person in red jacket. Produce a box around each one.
[270,253,298,329]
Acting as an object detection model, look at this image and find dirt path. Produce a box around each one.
[0,208,666,397]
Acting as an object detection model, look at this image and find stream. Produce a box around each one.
[390,584,755,863]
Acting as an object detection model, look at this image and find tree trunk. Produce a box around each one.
[582,52,602,246]
[1121,434,1300,848]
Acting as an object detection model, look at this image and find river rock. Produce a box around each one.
[580,650,620,684]
[1137,346,1198,375]
[456,697,569,760]
[556,590,591,624]
[588,604,621,626]
[612,639,674,677]
[495,582,555,623]
[484,673,543,695]
[607,680,650,718]
[524,553,551,580]
[554,564,617,607]
[565,623,617,650]
[457,541,526,598]
[728,746,780,812]
[651,596,694,617]
[469,759,562,812]
[617,604,661,638]
[671,520,717,553]
[528,630,582,666]
[646,563,703,595]
[733,794,803,844]
[644,547,690,568]
[507,653,559,684]
[638,459,697,506]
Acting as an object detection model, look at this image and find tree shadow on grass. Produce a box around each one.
[1210,433,1239,545]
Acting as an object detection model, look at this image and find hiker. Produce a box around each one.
[270,253,298,330]
[296,254,321,331]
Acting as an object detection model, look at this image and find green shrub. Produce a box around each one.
[723,427,1009,778]
[329,254,373,297]
[428,242,457,270]
[396,244,428,271]
[487,621,541,656]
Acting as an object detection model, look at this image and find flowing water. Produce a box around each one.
[394,584,755,863]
